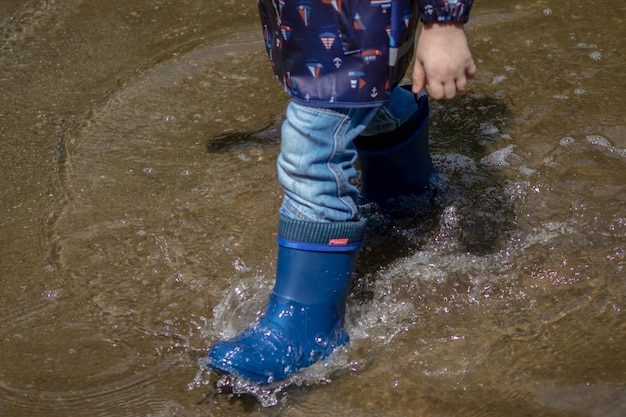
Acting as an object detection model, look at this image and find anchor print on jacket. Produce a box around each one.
[258,0,472,107]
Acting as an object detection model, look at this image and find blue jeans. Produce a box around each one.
[278,86,420,222]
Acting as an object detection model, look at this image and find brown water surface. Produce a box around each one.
[1,0,624,416]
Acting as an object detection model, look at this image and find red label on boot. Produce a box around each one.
[328,238,349,246]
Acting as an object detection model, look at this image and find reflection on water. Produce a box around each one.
[0,0,624,416]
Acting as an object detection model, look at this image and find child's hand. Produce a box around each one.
[411,23,476,100]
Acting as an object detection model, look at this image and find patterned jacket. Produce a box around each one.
[258,0,473,107]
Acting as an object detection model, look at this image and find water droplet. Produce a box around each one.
[492,75,506,84]
[233,258,251,272]
[42,290,60,300]
[586,135,610,148]
[589,51,602,61]
[481,145,515,167]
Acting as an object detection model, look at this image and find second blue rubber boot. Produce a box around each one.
[206,215,366,384]
[354,93,436,203]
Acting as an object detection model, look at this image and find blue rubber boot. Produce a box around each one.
[206,216,366,384]
[354,93,436,203]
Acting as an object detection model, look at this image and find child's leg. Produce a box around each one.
[277,102,380,222]
[207,102,379,383]
[360,84,420,137]
[355,86,436,203]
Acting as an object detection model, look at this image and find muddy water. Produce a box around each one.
[0,0,624,416]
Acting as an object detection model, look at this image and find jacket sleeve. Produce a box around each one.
[417,0,473,25]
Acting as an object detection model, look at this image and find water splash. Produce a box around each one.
[214,373,293,407]
[212,345,353,407]
[586,135,626,157]
[199,272,359,406]
[188,347,352,407]
[210,275,271,341]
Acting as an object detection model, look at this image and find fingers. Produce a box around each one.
[426,81,443,100]
[445,79,459,99]
[456,77,467,92]
[425,77,462,100]
[466,59,477,79]
[411,60,426,95]
[422,63,477,100]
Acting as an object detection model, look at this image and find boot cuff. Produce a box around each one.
[354,93,429,152]
[278,216,366,251]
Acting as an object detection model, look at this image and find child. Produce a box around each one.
[207,0,476,384]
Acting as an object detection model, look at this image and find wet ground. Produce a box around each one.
[1,0,625,416]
